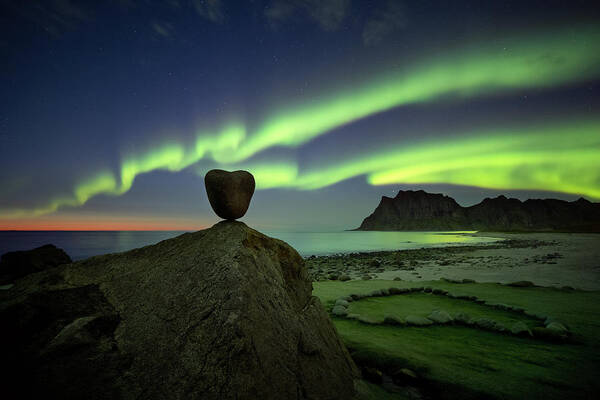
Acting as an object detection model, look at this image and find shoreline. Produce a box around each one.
[305,232,600,291]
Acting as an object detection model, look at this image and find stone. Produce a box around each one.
[393,276,402,281]
[383,315,405,326]
[332,305,348,317]
[338,274,351,281]
[335,299,349,307]
[454,312,472,324]
[510,321,532,336]
[546,321,569,334]
[369,258,381,267]
[357,316,380,325]
[442,277,462,284]
[392,368,418,384]
[473,318,497,330]
[427,310,453,324]
[507,280,535,287]
[0,244,71,284]
[0,221,358,399]
[389,287,409,295]
[405,315,434,326]
[204,169,255,220]
[544,316,559,326]
[532,327,568,341]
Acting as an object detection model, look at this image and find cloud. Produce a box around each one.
[191,0,225,23]
[265,0,350,31]
[152,21,174,37]
[110,0,136,10]
[3,0,91,37]
[362,0,407,46]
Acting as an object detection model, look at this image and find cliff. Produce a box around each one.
[356,190,600,232]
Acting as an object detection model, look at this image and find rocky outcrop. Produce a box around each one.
[357,190,466,231]
[356,190,600,232]
[0,221,358,399]
[0,244,72,284]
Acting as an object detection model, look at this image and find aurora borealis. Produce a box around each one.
[1,1,599,230]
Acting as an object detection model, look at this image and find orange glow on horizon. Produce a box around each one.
[0,216,210,231]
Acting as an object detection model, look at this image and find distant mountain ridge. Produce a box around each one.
[355,190,600,232]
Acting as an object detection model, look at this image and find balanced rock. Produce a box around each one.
[0,244,71,284]
[205,169,255,220]
[0,221,358,399]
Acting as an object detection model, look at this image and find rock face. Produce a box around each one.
[1,222,358,399]
[356,190,600,232]
[205,169,255,220]
[358,190,465,231]
[0,244,72,284]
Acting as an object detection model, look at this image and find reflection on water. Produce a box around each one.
[0,230,501,260]
[267,231,501,256]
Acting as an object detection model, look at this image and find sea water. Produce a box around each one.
[0,230,502,261]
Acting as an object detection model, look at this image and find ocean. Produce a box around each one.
[0,230,502,261]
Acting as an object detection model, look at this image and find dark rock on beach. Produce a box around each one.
[0,244,71,284]
[205,169,255,220]
[0,221,358,399]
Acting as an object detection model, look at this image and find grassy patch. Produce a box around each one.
[313,280,600,399]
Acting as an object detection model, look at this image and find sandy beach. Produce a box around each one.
[306,233,600,290]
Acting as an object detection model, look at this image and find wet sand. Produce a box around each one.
[305,233,600,290]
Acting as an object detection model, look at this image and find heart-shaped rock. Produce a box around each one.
[205,169,255,220]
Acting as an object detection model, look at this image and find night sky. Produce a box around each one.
[1,0,599,231]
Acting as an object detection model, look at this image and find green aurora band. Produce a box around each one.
[217,24,600,164]
[283,119,600,199]
[3,25,600,218]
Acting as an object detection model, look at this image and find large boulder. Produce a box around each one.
[0,221,358,399]
[0,244,71,284]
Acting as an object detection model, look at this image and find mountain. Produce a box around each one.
[0,221,358,399]
[355,190,600,232]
